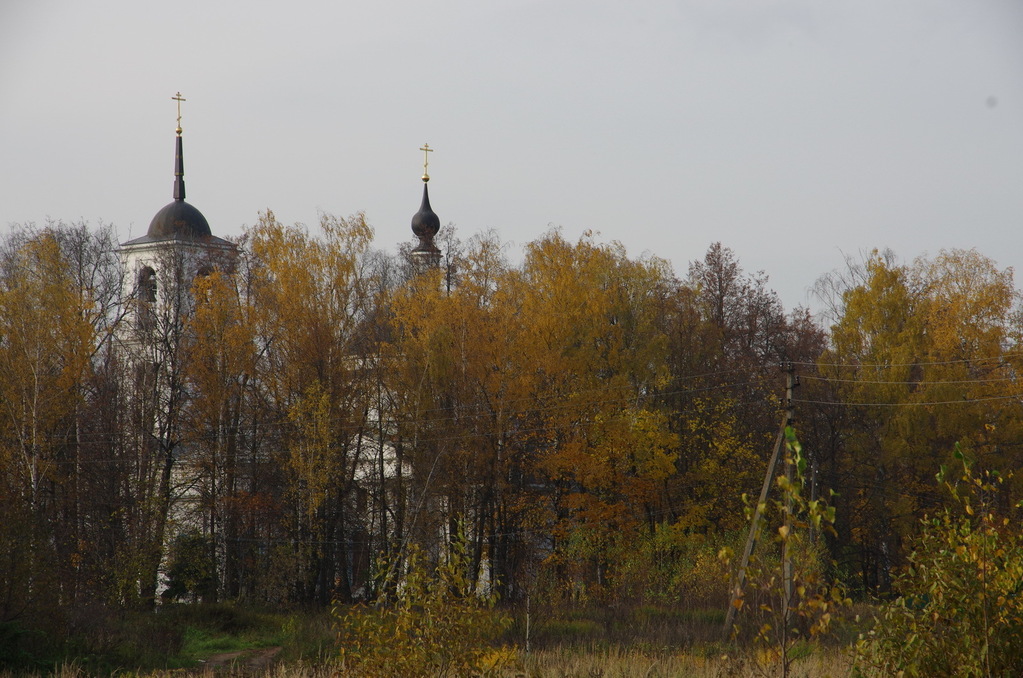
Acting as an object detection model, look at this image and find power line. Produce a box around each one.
[800,374,1018,386]
[0,374,772,451]
[794,393,1022,408]
[796,351,1023,370]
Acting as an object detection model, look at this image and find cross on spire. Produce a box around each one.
[172,92,186,135]
[420,143,433,182]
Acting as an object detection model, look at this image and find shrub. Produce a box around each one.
[334,534,513,677]
[854,449,1023,677]
[162,532,217,604]
[608,523,738,609]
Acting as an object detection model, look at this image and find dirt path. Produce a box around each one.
[201,646,282,671]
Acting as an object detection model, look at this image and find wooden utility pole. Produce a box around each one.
[723,363,797,635]
[782,364,797,622]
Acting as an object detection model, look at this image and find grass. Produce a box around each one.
[0,601,865,677]
[501,601,857,677]
[181,626,263,658]
[0,603,323,675]
[11,645,854,677]
[518,644,852,677]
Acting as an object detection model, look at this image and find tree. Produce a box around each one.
[659,244,824,548]
[183,267,259,599]
[0,221,130,620]
[818,248,1023,592]
[728,427,846,678]
[503,231,677,598]
[384,229,518,595]
[247,210,378,604]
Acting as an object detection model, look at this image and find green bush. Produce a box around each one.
[0,621,38,670]
[854,450,1023,677]
[162,532,217,604]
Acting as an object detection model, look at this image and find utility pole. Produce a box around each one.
[782,363,797,627]
[723,363,798,636]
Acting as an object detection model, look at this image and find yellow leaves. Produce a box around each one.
[0,229,96,467]
[675,398,762,531]
[916,248,1013,356]
[188,270,256,388]
[614,408,679,482]
[386,227,681,584]
[825,248,1023,579]
[250,210,375,353]
[286,381,338,519]
[336,537,511,677]
[517,230,670,389]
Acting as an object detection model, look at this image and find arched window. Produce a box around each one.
[138,266,157,303]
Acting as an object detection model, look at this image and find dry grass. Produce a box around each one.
[516,644,853,678]
[11,644,854,678]
[1,601,864,677]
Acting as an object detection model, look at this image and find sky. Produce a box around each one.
[2,0,1022,312]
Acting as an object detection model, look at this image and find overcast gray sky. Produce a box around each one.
[2,0,1022,311]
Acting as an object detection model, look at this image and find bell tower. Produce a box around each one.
[120,93,235,321]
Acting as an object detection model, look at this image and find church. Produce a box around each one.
[121,94,441,322]
[119,94,447,602]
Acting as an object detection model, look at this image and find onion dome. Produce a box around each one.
[411,182,441,255]
[410,143,440,261]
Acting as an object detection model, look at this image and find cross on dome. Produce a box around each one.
[172,92,186,135]
[420,143,433,182]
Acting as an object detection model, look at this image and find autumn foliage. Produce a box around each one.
[1,218,1021,667]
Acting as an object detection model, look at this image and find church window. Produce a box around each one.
[139,266,157,303]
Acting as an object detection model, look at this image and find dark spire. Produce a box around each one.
[145,93,211,240]
[173,133,186,201]
[173,91,186,201]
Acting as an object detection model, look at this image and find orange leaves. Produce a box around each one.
[383,228,681,593]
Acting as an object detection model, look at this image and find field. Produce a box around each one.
[0,602,859,677]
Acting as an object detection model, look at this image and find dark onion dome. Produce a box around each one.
[411,182,440,254]
[146,133,212,240]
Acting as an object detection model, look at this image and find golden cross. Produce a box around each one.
[172,92,186,134]
[420,143,433,181]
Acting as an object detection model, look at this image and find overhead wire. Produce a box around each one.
[799,374,1018,386]
[11,347,1023,463]
[794,393,1023,408]
[1,366,773,454]
[794,350,1023,370]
